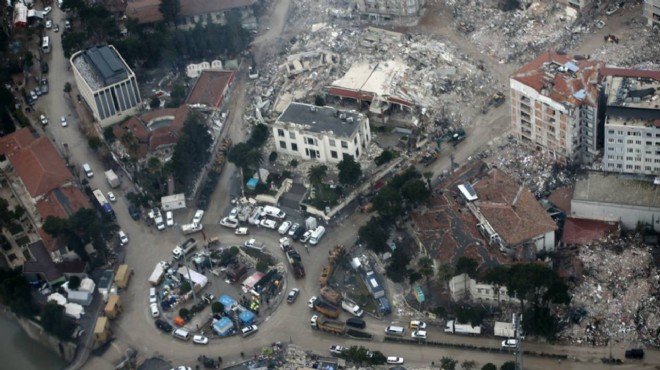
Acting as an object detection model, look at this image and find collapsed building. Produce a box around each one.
[354,0,426,24]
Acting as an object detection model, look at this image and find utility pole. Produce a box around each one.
[514,313,524,370]
[182,250,197,303]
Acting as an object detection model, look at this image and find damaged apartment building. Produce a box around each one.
[509,51,605,164]
[354,0,426,24]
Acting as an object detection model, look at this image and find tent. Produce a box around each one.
[242,272,265,290]
[64,303,84,319]
[238,310,255,325]
[246,178,258,190]
[212,317,234,336]
[79,278,96,293]
[219,295,236,312]
[177,266,208,289]
[47,293,67,305]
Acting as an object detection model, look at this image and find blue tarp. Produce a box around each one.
[219,295,236,312]
[246,178,259,190]
[239,310,255,325]
[212,317,234,336]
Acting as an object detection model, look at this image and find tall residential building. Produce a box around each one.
[71,45,142,127]
[644,0,660,27]
[272,102,371,164]
[601,68,660,175]
[510,52,605,164]
[354,0,426,23]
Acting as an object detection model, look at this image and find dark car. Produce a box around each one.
[291,226,306,241]
[287,288,299,303]
[128,205,140,220]
[155,319,173,333]
[625,349,644,359]
[346,318,366,329]
[41,62,49,74]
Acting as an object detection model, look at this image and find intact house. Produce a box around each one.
[125,0,256,30]
[0,128,91,267]
[449,273,519,305]
[272,102,372,164]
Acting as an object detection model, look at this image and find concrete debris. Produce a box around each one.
[560,238,660,347]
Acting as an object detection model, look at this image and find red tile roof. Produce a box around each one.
[126,0,255,24]
[547,186,573,214]
[186,70,235,107]
[150,105,189,150]
[473,168,558,246]
[113,117,150,144]
[38,228,68,253]
[561,217,619,245]
[511,51,605,108]
[0,128,73,197]
[36,187,92,221]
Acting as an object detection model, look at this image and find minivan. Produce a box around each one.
[309,226,326,245]
[346,318,366,329]
[384,325,405,336]
[172,328,190,341]
[625,349,644,359]
[263,205,286,219]
[82,163,93,178]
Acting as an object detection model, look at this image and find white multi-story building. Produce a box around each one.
[272,102,371,164]
[644,0,660,27]
[354,0,426,23]
[510,51,605,164]
[601,68,660,175]
[70,45,142,127]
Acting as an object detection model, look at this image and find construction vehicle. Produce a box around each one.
[319,265,332,287]
[420,149,439,166]
[280,237,305,279]
[328,245,345,265]
[148,261,167,286]
[604,34,619,44]
[320,286,342,306]
[450,129,466,146]
[114,264,133,289]
[313,300,341,319]
[311,314,345,335]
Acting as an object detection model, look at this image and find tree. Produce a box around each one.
[268,151,278,162]
[179,281,191,295]
[418,256,434,284]
[314,95,325,106]
[244,148,264,170]
[367,351,386,365]
[256,261,268,273]
[149,96,161,109]
[341,346,372,366]
[385,247,411,283]
[23,51,33,68]
[337,155,361,186]
[179,307,190,320]
[68,276,81,290]
[372,186,403,221]
[88,136,102,150]
[171,112,213,189]
[159,0,181,25]
[290,159,298,167]
[211,302,224,314]
[40,302,74,340]
[229,246,240,256]
[63,82,72,96]
[247,124,269,147]
[481,364,497,370]
[437,263,455,288]
[42,216,68,237]
[375,149,394,166]
[228,142,252,169]
[358,217,389,254]
[440,357,458,370]
[0,268,39,318]
[501,0,521,12]
[500,362,516,370]
[455,305,486,326]
[462,361,477,370]
[408,270,422,285]
[456,256,478,278]
[103,126,116,142]
[308,165,328,193]
[401,178,431,205]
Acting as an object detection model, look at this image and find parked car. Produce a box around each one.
[43,6,52,15]
[40,114,48,125]
[53,23,59,32]
[192,209,204,224]
[40,78,48,94]
[166,211,174,227]
[107,192,116,202]
[308,296,317,308]
[292,226,306,240]
[235,227,249,235]
[45,19,52,29]
[605,6,619,15]
[278,221,292,235]
[220,217,238,229]
[502,339,518,349]
[118,230,128,246]
[241,325,258,337]
[300,230,312,243]
[30,90,38,102]
[287,288,299,303]
[155,319,173,333]
[260,219,277,229]
[60,116,67,127]
[409,320,427,329]
[41,62,48,73]
[128,205,140,220]
[387,357,404,365]
[150,303,160,317]
[288,223,300,236]
[228,207,238,221]
[64,19,71,30]
[411,330,427,339]
[329,345,346,355]
[193,335,209,345]
[595,20,606,29]
[625,349,644,359]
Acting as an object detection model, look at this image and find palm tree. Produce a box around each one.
[245,148,264,170]
[308,165,328,197]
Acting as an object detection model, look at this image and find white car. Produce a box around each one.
[40,114,48,125]
[241,324,258,337]
[288,223,300,236]
[387,357,405,365]
[192,209,204,224]
[166,211,174,227]
[118,230,128,246]
[107,192,116,202]
[220,217,238,229]
[595,20,606,29]
[43,6,52,15]
[605,6,619,15]
[235,227,249,235]
[260,219,277,229]
[502,339,518,348]
[228,207,238,221]
[300,231,312,243]
[411,330,427,339]
[60,116,68,127]
[150,303,160,317]
[409,320,427,329]
[308,296,317,308]
[329,345,346,355]
[193,335,209,345]
[45,19,52,29]
[278,221,292,235]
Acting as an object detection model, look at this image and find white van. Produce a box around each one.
[172,328,190,341]
[82,163,93,178]
[308,226,326,245]
[385,325,405,336]
[263,205,286,219]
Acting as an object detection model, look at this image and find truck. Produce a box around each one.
[244,238,265,252]
[494,321,516,338]
[148,262,166,286]
[444,320,482,335]
[114,264,133,289]
[173,238,198,260]
[314,300,341,319]
[311,314,345,335]
[105,169,120,188]
[320,286,342,306]
[181,222,203,235]
[280,237,305,279]
[341,299,364,317]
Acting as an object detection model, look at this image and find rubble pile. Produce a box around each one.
[480,136,574,198]
[445,0,570,63]
[590,32,660,68]
[563,241,660,346]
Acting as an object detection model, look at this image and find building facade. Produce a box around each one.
[601,68,660,175]
[644,0,660,27]
[558,0,593,12]
[71,45,142,127]
[125,0,256,29]
[510,52,604,164]
[354,0,426,23]
[273,103,371,164]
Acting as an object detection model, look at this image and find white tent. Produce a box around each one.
[79,278,96,293]
[47,293,67,305]
[64,303,84,319]
[177,266,208,289]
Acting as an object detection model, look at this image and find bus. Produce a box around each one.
[92,189,113,214]
[41,36,50,54]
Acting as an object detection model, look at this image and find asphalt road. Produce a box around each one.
[32,1,659,370]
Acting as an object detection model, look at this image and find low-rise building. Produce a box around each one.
[449,273,518,305]
[644,0,660,27]
[125,0,256,29]
[272,102,371,164]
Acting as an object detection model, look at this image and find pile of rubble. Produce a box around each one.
[562,239,660,346]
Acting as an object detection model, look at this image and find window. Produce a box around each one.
[626,165,633,169]
[306,137,316,146]
[646,166,652,171]
[279,141,287,149]
[291,143,298,152]
[635,165,641,170]
[329,139,336,147]
[278,129,285,137]
[627,148,633,153]
[354,137,358,145]
[636,140,642,145]
[617,164,622,169]
[608,147,614,151]
[341,141,348,149]
[331,151,338,159]
[289,132,296,139]
[618,131,624,135]
[617,139,623,144]
[355,148,360,157]
[627,140,633,144]
[626,156,633,161]
[608,130,615,134]
[647,141,653,146]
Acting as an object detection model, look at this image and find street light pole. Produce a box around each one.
[182,251,197,303]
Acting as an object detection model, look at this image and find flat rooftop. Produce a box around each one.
[276,102,363,138]
[603,68,660,127]
[72,45,131,90]
[573,171,660,209]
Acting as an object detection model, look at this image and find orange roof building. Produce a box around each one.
[510,51,605,164]
[113,106,190,158]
